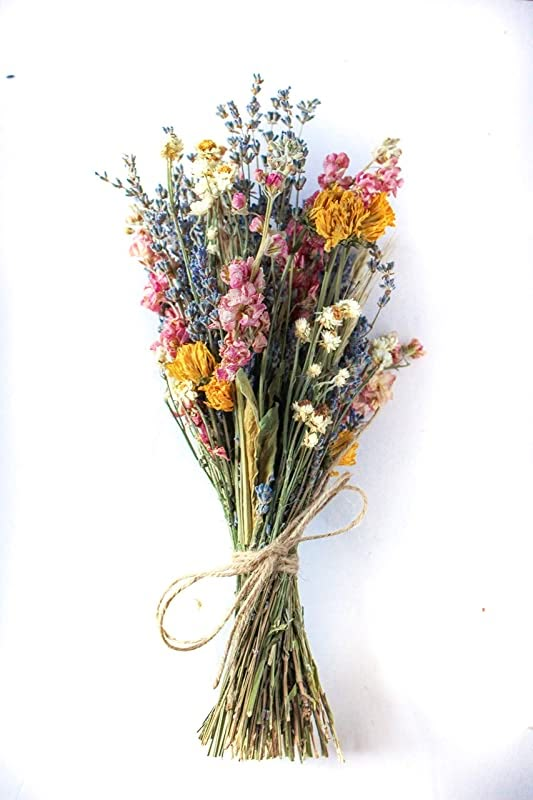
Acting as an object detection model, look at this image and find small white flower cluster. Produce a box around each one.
[294,317,311,342]
[292,401,332,448]
[168,377,198,410]
[331,367,350,388]
[320,330,342,352]
[317,299,361,330]
[206,225,218,255]
[307,363,322,378]
[190,155,236,216]
[316,299,361,352]
[371,333,399,369]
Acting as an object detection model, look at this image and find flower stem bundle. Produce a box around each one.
[98,75,424,761]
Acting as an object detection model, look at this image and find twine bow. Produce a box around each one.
[156,471,367,687]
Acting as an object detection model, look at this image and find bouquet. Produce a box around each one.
[97,75,424,761]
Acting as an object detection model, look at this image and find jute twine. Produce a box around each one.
[156,471,367,687]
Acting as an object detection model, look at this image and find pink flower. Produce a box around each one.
[265,171,284,194]
[217,336,253,381]
[318,152,351,189]
[151,315,190,357]
[254,169,266,183]
[216,263,270,379]
[352,372,397,416]
[265,233,288,263]
[218,284,268,332]
[141,271,169,313]
[249,215,264,233]
[404,338,425,359]
[353,158,403,204]
[129,233,157,266]
[231,192,247,212]
[390,344,403,366]
[220,257,253,290]
[285,219,325,319]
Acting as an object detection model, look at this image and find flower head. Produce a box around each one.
[352,371,396,416]
[332,367,350,388]
[216,336,252,381]
[318,152,351,189]
[295,318,312,342]
[166,341,215,383]
[320,330,342,352]
[201,375,234,412]
[307,363,322,378]
[403,338,426,359]
[302,430,319,449]
[292,401,315,424]
[336,298,361,320]
[169,378,198,411]
[161,133,184,161]
[317,306,343,329]
[309,186,395,250]
[231,192,247,212]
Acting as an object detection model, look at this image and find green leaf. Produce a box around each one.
[257,404,279,485]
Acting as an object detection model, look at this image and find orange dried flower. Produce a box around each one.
[202,375,234,412]
[166,342,216,383]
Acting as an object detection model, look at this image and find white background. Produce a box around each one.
[1,0,532,798]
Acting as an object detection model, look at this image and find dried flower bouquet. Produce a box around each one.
[98,75,424,761]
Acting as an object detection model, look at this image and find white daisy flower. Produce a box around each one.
[292,401,315,423]
[302,430,319,449]
[306,363,322,379]
[332,368,350,387]
[294,318,311,342]
[336,299,361,320]
[317,306,343,329]
[308,413,332,435]
[320,330,342,352]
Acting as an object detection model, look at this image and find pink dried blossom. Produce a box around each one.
[376,157,403,197]
[141,271,169,313]
[218,283,268,332]
[353,157,403,204]
[404,338,425,359]
[265,171,284,193]
[318,152,351,189]
[265,233,288,263]
[352,372,397,417]
[216,336,253,381]
[249,215,264,233]
[151,315,190,357]
[231,192,247,212]
[129,232,157,266]
[220,257,253,290]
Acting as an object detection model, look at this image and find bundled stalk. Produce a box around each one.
[98,75,424,761]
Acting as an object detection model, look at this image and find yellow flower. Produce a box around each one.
[197,139,227,160]
[201,375,234,412]
[309,187,395,250]
[165,342,216,383]
[161,134,184,161]
[329,429,359,466]
[339,442,358,466]
[197,139,218,152]
[357,192,396,242]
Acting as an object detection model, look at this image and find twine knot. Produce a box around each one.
[156,471,367,687]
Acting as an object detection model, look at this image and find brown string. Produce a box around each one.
[156,471,368,687]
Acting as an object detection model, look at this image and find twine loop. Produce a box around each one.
[156,471,367,687]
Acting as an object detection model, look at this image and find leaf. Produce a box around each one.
[257,404,279,486]
[236,370,259,543]
[267,361,285,406]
